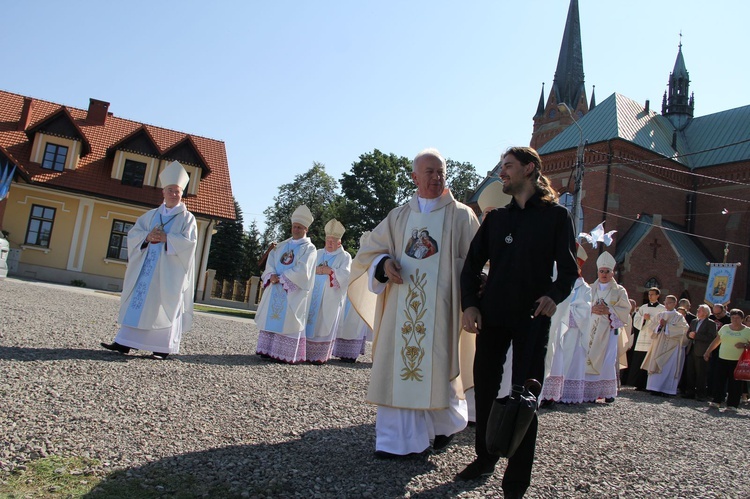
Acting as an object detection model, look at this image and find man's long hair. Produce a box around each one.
[503,146,558,204]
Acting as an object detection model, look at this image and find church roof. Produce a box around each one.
[537,92,750,169]
[614,214,714,276]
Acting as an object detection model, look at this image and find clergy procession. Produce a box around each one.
[98,149,750,499]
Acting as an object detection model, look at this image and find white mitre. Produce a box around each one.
[160,161,189,190]
[596,251,616,270]
[477,180,512,213]
[291,205,314,228]
[324,219,345,239]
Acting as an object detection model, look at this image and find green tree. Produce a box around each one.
[241,220,264,278]
[263,162,340,247]
[207,198,246,282]
[446,159,481,203]
[339,149,411,251]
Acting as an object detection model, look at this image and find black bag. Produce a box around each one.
[485,379,541,458]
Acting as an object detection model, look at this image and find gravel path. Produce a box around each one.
[0,278,748,498]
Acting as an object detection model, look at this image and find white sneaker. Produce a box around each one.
[724,406,738,413]
[708,401,720,409]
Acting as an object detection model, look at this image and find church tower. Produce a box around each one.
[662,40,694,131]
[530,0,589,150]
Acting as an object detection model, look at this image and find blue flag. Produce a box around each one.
[0,162,16,201]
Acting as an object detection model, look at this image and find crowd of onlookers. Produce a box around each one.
[620,293,750,412]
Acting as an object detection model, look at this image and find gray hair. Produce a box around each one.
[697,304,710,315]
[413,148,446,173]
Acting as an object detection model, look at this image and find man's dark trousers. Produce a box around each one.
[473,315,550,495]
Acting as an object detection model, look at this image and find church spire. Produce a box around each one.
[534,83,545,118]
[662,35,694,130]
[552,0,586,110]
[530,0,588,150]
[589,85,596,111]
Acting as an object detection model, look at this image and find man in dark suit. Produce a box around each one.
[683,304,718,400]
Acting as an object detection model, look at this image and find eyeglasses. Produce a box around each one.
[598,269,612,274]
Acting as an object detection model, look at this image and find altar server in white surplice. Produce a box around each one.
[101,160,197,360]
[348,148,479,458]
[255,205,317,364]
[541,243,592,404]
[583,251,630,403]
[643,295,689,395]
[305,219,352,365]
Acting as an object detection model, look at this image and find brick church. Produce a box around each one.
[473,0,750,308]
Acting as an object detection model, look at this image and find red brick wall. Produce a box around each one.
[541,139,750,310]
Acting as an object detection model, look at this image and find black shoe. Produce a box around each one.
[100,342,130,354]
[339,357,357,363]
[257,352,271,359]
[680,393,696,399]
[539,399,556,409]
[503,488,526,499]
[432,434,454,451]
[151,353,169,360]
[604,397,615,404]
[309,360,326,366]
[374,450,401,460]
[455,459,495,481]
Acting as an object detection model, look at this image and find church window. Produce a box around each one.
[121,159,147,187]
[107,219,134,260]
[644,277,660,289]
[24,204,56,247]
[41,143,68,172]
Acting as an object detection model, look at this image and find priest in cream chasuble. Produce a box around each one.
[584,251,630,402]
[348,148,478,456]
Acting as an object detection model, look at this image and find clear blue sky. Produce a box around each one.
[4,1,747,232]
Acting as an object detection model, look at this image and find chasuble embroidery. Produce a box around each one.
[400,269,428,381]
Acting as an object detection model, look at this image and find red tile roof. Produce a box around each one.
[0,90,235,220]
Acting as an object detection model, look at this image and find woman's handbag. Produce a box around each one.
[734,347,750,381]
[485,379,542,458]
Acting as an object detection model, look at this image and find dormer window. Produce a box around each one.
[42,143,68,172]
[121,159,147,187]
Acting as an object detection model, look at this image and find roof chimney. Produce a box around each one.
[86,98,110,126]
[644,99,650,113]
[17,97,34,131]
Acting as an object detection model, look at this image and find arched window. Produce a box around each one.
[644,277,660,289]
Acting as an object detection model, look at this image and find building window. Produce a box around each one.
[644,277,660,289]
[121,159,147,187]
[41,143,68,171]
[25,204,56,247]
[107,220,134,260]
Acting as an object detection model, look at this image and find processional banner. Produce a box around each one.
[704,263,740,306]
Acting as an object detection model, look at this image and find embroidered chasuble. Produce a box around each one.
[586,280,630,375]
[348,190,479,410]
[118,203,197,332]
[641,310,688,375]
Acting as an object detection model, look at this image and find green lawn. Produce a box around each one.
[193,304,255,320]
